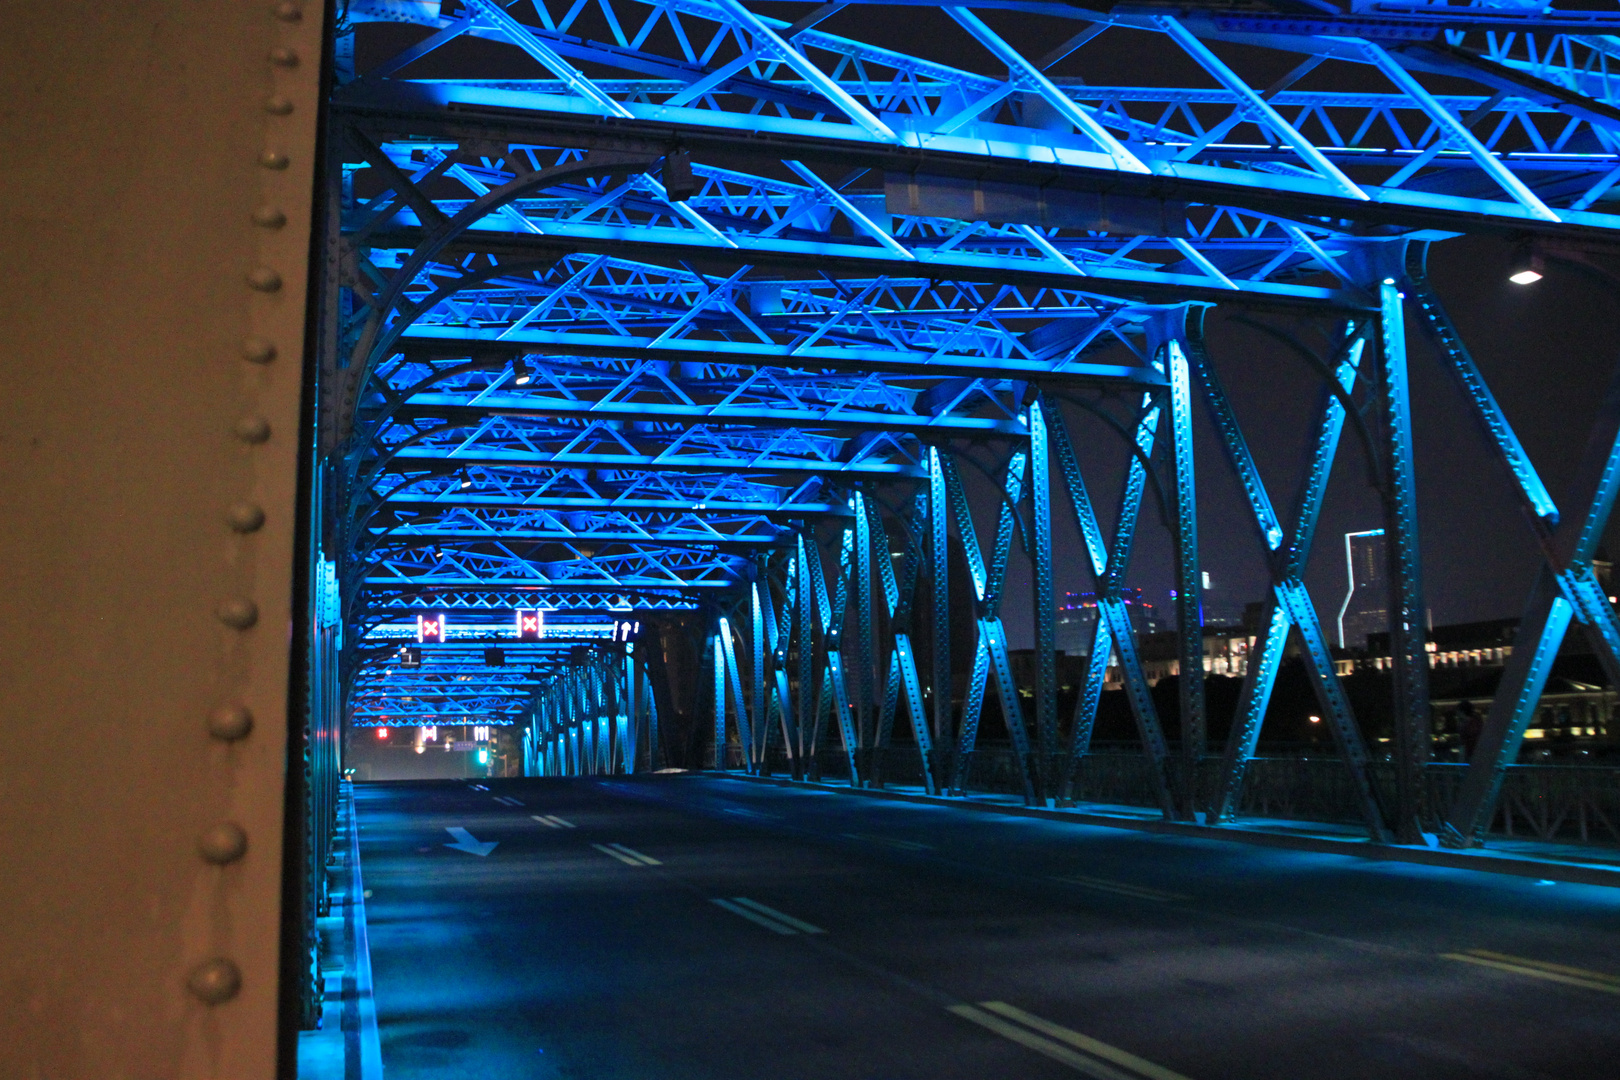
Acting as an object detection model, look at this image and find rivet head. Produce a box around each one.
[259,150,290,170]
[227,502,266,532]
[251,205,287,229]
[198,822,249,865]
[264,95,294,116]
[217,598,259,630]
[269,46,299,67]
[242,336,277,363]
[233,416,272,444]
[273,2,302,23]
[246,267,282,292]
[186,958,242,1005]
[208,704,254,741]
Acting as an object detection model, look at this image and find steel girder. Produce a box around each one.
[314,0,1620,844]
[336,0,1620,239]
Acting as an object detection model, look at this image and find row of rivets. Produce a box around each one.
[191,0,304,1010]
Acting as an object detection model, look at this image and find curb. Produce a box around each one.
[344,783,386,1080]
[716,772,1620,890]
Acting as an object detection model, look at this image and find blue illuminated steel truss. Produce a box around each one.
[312,0,1620,844]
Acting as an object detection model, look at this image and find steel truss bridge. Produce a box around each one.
[315,0,1620,851]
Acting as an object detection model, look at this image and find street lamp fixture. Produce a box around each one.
[1509,243,1544,285]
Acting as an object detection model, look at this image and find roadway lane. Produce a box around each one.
[356,775,1620,1079]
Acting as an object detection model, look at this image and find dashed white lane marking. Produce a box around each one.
[592,843,643,866]
[493,795,524,807]
[607,843,661,866]
[592,843,660,866]
[1051,874,1189,903]
[710,897,825,935]
[949,1001,1193,1080]
[531,814,576,829]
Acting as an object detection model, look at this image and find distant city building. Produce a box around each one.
[1337,529,1388,650]
[1055,588,1161,655]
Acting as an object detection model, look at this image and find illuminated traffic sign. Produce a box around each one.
[613,619,643,643]
[417,612,447,643]
[515,608,544,641]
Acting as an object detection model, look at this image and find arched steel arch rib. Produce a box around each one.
[341,138,1366,311]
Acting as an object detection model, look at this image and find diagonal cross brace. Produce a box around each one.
[1193,329,1391,841]
[1049,398,1177,816]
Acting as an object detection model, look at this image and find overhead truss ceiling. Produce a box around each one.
[317,0,1620,844]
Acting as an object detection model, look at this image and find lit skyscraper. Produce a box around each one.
[1337,529,1388,650]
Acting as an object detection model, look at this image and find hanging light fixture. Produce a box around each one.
[1508,241,1544,285]
[512,356,531,386]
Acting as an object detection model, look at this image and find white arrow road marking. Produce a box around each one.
[443,826,498,856]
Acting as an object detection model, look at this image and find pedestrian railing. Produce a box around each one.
[745,744,1620,850]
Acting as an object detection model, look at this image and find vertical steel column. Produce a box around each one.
[868,492,904,786]
[719,616,753,772]
[1377,279,1433,843]
[751,580,768,768]
[928,448,951,749]
[854,490,876,774]
[622,646,636,774]
[770,557,799,777]
[797,534,818,768]
[829,527,861,783]
[644,666,661,772]
[712,632,726,770]
[0,2,325,1067]
[1029,400,1057,801]
[1166,340,1206,813]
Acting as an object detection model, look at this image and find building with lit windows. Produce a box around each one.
[1054,588,1162,656]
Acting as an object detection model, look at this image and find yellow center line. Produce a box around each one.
[1443,951,1620,995]
[948,1005,1140,1080]
[1464,949,1620,987]
[977,1002,1196,1080]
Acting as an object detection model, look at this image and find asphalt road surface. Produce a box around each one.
[355,775,1620,1080]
